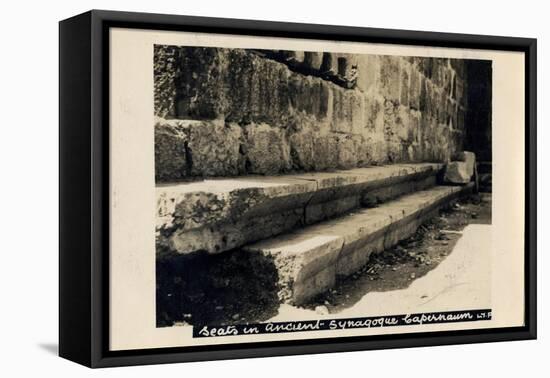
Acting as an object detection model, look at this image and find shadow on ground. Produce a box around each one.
[156,249,280,327]
[37,343,58,355]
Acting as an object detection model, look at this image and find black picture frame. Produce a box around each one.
[59,9,537,368]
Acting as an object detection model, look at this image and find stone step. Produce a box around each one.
[156,163,443,257]
[243,184,474,305]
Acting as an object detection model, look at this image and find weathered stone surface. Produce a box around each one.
[154,45,179,118]
[247,234,344,304]
[155,118,244,181]
[443,151,475,186]
[156,176,317,256]
[280,50,305,65]
[379,56,401,103]
[242,123,291,175]
[330,88,364,134]
[400,60,411,107]
[224,50,293,126]
[187,122,243,177]
[154,47,474,178]
[174,47,228,120]
[455,150,476,177]
[155,120,188,182]
[321,52,339,76]
[304,51,323,70]
[360,174,436,207]
[244,184,474,304]
[444,161,472,184]
[158,48,330,129]
[167,208,305,256]
[288,130,316,171]
[335,135,360,169]
[298,164,442,224]
[408,68,421,110]
[312,135,339,170]
[337,54,359,88]
[356,55,379,93]
[156,164,444,256]
[288,74,332,120]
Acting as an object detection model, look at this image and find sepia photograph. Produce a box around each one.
[153,44,494,332]
[55,8,537,367]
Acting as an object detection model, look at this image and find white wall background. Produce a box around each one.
[0,0,546,376]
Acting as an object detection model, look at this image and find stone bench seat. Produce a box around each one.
[243,183,474,305]
[156,163,443,257]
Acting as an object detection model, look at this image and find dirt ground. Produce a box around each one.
[303,192,492,313]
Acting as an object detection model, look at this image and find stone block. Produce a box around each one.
[288,74,331,121]
[336,135,360,169]
[395,105,413,142]
[289,130,315,171]
[400,60,411,107]
[156,176,317,256]
[331,89,366,135]
[292,267,337,305]
[435,88,447,124]
[154,47,470,178]
[330,90,348,132]
[337,54,359,89]
[320,52,339,76]
[356,55,379,93]
[408,69,421,110]
[312,135,339,170]
[154,118,244,182]
[159,47,336,128]
[444,161,472,184]
[304,51,324,71]
[242,123,291,175]
[455,151,476,176]
[430,84,444,120]
[245,233,343,304]
[187,121,244,177]
[173,47,228,120]
[244,184,473,304]
[425,80,436,118]
[446,99,458,129]
[379,56,401,103]
[423,58,434,78]
[305,196,361,225]
[154,45,179,118]
[224,50,294,126]
[155,120,188,182]
[280,50,305,66]
[167,208,305,256]
[157,164,444,256]
[419,76,428,112]
[361,174,436,207]
[364,95,384,131]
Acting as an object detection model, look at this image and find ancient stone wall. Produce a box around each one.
[154,46,472,182]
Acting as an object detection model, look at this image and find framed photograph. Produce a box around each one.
[59,10,536,368]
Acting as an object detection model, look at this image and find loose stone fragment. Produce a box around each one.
[444,161,472,184]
